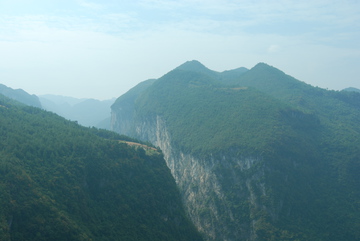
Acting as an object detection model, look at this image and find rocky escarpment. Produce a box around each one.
[112,114,280,241]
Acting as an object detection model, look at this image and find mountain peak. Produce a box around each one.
[176,60,207,70]
[175,60,217,76]
[252,62,281,72]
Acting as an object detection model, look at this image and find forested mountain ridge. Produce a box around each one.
[111,61,360,240]
[0,83,41,108]
[0,94,203,241]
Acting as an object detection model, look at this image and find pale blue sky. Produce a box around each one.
[0,0,359,99]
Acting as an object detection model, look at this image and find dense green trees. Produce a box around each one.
[0,94,202,241]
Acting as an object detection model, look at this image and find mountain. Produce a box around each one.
[0,94,203,241]
[111,61,360,240]
[39,95,115,129]
[0,83,41,108]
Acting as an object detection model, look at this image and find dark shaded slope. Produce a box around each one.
[223,64,360,240]
[0,94,203,241]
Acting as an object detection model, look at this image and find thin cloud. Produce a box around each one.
[267,45,280,54]
[139,0,184,10]
[77,0,104,10]
[130,0,360,51]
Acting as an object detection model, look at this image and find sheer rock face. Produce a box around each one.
[111,112,274,241]
[110,105,133,136]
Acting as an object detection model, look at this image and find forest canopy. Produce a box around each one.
[0,94,202,241]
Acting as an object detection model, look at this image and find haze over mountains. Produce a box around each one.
[39,95,115,129]
[1,60,360,240]
[0,84,41,108]
[0,84,114,129]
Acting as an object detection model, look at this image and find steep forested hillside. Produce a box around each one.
[111,61,360,240]
[0,94,202,241]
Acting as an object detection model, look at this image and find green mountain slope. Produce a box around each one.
[111,61,360,240]
[135,69,290,155]
[0,94,203,241]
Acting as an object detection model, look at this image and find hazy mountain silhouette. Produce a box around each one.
[0,83,41,108]
[40,95,115,129]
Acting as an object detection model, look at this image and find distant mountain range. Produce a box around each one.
[0,84,114,129]
[39,95,115,129]
[111,60,360,240]
[0,84,41,108]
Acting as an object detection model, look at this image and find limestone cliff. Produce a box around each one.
[111,113,280,241]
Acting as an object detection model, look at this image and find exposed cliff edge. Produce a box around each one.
[131,115,273,240]
[111,61,360,240]
[111,112,302,240]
